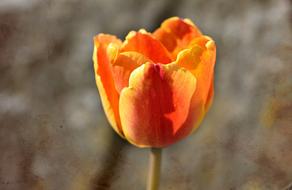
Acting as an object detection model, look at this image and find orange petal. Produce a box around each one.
[175,36,216,131]
[119,62,197,147]
[121,31,172,64]
[94,33,122,49]
[153,17,202,58]
[93,34,124,136]
[205,76,214,111]
[112,51,153,93]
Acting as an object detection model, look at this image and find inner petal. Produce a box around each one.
[153,17,202,58]
[112,51,153,93]
[121,31,172,64]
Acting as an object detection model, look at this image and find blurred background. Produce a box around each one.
[0,0,291,189]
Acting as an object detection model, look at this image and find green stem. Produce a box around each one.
[147,148,162,190]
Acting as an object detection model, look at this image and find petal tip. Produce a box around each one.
[125,31,136,40]
[206,40,216,51]
[183,18,195,26]
[138,28,148,34]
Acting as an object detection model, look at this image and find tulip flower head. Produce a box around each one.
[93,17,216,148]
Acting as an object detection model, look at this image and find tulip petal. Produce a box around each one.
[119,62,197,147]
[205,76,214,111]
[175,36,216,131]
[93,34,124,136]
[121,31,172,64]
[112,51,153,93]
[153,17,202,58]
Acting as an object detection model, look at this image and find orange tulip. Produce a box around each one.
[92,17,216,148]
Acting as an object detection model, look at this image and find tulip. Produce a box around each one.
[92,17,216,148]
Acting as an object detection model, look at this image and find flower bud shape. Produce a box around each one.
[92,17,216,147]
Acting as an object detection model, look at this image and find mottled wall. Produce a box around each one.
[0,0,291,190]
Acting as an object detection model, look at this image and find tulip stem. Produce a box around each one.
[147,148,162,190]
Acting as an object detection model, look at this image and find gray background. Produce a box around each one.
[0,0,291,189]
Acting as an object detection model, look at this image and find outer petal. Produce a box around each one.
[121,31,172,64]
[153,17,202,58]
[205,76,214,111]
[119,62,197,147]
[112,51,153,93]
[93,34,124,136]
[175,36,216,132]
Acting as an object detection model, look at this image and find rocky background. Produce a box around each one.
[0,0,291,189]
